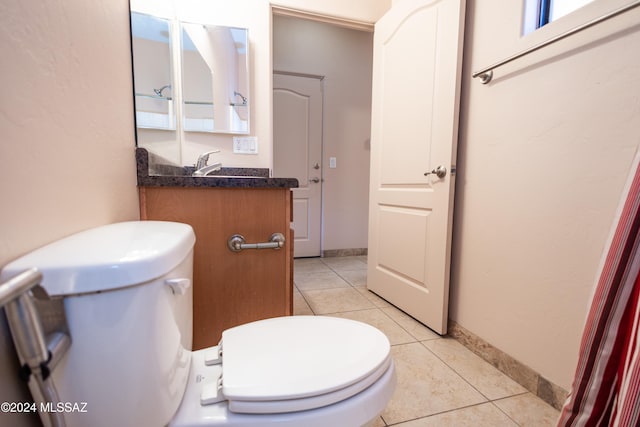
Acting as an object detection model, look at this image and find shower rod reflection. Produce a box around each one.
[234,91,248,105]
[153,85,172,97]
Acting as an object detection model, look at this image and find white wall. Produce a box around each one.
[451,0,640,389]
[273,16,374,251]
[0,1,140,426]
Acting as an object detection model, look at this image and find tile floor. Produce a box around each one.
[293,256,561,427]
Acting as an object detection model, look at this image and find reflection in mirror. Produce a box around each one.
[131,12,175,130]
[181,23,249,134]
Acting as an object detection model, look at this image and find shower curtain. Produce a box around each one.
[557,153,640,427]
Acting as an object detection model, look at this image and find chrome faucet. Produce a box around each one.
[193,150,222,176]
[195,150,220,169]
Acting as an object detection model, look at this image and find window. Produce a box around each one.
[523,0,595,34]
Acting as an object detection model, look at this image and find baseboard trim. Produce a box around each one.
[322,248,368,257]
[448,320,568,410]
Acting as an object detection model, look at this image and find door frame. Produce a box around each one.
[273,70,326,257]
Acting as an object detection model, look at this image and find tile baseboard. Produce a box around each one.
[322,248,368,257]
[448,320,568,410]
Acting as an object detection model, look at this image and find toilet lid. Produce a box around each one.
[220,316,391,413]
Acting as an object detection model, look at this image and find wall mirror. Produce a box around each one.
[181,23,250,134]
[131,12,176,130]
[130,10,251,166]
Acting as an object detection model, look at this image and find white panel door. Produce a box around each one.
[273,73,323,257]
[367,0,465,334]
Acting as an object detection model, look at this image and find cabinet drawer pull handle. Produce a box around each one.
[227,233,285,252]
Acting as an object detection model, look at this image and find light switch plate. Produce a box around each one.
[329,157,337,168]
[233,137,258,154]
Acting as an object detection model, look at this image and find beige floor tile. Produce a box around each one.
[294,258,332,274]
[294,270,351,291]
[422,339,526,400]
[381,306,441,341]
[329,309,417,345]
[293,291,314,315]
[356,288,393,308]
[364,416,386,427]
[391,402,518,427]
[493,393,560,427]
[302,287,376,314]
[381,342,486,425]
[293,257,559,426]
[338,269,368,287]
[321,256,368,271]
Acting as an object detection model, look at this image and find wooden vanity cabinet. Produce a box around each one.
[139,186,293,349]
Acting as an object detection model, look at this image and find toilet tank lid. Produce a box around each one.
[0,221,195,296]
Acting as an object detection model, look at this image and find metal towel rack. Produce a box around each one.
[473,0,640,84]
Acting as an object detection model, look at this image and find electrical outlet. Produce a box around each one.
[233,137,258,154]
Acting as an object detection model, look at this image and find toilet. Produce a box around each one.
[1,221,395,427]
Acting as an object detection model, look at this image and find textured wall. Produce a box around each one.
[0,0,139,425]
[450,0,640,389]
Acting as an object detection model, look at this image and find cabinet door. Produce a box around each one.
[140,187,293,348]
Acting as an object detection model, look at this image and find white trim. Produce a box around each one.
[271,5,374,32]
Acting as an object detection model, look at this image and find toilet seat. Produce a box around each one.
[213,316,392,414]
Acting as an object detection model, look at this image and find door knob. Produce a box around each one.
[309,177,320,183]
[313,163,320,170]
[424,166,447,179]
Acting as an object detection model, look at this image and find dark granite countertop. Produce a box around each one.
[136,148,298,189]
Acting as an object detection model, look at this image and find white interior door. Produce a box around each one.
[273,73,323,257]
[367,0,465,334]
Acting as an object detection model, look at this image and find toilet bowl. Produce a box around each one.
[1,221,395,427]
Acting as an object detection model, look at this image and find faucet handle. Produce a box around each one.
[195,149,221,169]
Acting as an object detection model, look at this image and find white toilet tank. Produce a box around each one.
[1,221,196,427]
